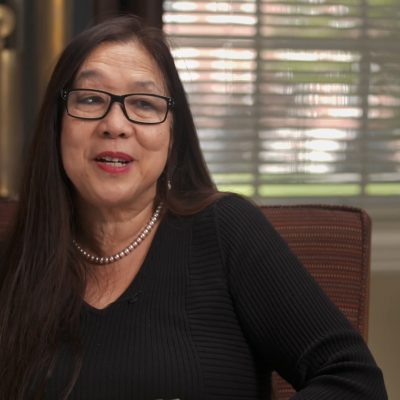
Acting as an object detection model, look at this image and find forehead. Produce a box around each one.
[73,41,167,93]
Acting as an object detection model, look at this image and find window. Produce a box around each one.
[163,0,400,207]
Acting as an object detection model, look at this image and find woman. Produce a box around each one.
[0,15,387,400]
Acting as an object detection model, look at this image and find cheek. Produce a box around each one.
[60,119,87,174]
[61,125,75,169]
[136,127,172,154]
[60,121,72,167]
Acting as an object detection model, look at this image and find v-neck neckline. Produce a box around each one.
[82,212,168,314]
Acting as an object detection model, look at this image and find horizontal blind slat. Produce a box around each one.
[163,0,400,203]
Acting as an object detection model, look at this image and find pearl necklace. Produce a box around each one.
[72,203,163,265]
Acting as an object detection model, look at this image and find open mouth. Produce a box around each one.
[95,156,131,167]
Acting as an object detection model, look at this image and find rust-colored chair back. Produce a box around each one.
[261,204,371,400]
[0,200,371,400]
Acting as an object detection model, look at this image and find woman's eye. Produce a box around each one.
[77,95,105,105]
[126,96,158,111]
[136,100,155,109]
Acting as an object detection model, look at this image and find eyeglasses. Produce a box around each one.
[61,88,175,125]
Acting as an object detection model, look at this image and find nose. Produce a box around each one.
[99,101,133,139]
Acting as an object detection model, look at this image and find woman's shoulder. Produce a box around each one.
[213,193,261,213]
[191,193,277,246]
[208,193,270,229]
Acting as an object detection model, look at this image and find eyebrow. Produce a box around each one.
[74,69,163,93]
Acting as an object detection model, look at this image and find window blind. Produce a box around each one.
[163,0,400,205]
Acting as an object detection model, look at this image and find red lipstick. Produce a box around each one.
[94,151,134,174]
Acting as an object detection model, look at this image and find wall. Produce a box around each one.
[369,270,400,400]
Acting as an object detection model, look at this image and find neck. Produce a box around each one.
[75,198,158,257]
[73,202,163,265]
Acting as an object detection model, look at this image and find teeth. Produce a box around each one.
[97,156,129,166]
[109,161,127,167]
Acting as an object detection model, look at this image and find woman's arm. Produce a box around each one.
[215,195,387,400]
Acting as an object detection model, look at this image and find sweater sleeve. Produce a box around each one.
[214,195,387,400]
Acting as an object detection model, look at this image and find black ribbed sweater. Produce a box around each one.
[46,195,387,399]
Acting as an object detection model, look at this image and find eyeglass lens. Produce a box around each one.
[67,90,169,123]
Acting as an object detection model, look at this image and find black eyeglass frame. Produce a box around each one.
[61,88,175,125]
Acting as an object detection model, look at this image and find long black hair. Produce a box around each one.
[0,15,220,399]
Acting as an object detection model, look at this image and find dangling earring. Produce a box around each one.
[167,178,172,191]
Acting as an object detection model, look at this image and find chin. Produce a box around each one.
[95,195,136,208]
[75,190,133,210]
